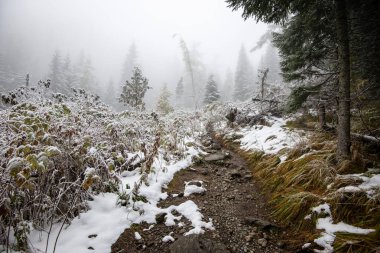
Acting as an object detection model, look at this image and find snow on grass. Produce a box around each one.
[336,173,380,197]
[28,140,213,252]
[237,117,303,154]
[29,193,128,253]
[183,181,206,197]
[309,203,375,253]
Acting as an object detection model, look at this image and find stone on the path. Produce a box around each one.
[170,234,228,253]
[88,234,97,238]
[229,170,242,179]
[188,181,202,187]
[197,168,209,175]
[204,152,226,162]
[210,142,222,150]
[258,238,267,247]
[244,174,253,181]
[155,213,166,224]
[242,217,277,230]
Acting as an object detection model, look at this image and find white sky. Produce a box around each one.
[0,0,267,93]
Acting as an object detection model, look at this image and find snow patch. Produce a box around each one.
[310,203,375,253]
[134,232,142,240]
[184,181,206,197]
[238,117,303,154]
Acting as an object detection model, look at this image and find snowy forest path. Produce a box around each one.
[111,139,289,253]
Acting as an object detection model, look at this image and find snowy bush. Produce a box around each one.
[0,85,206,251]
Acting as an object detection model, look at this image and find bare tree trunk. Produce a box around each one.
[318,103,326,130]
[335,0,351,161]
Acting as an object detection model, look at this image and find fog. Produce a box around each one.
[0,0,269,108]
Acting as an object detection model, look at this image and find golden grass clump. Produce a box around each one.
[334,229,380,253]
[329,175,364,190]
[271,191,321,228]
[329,189,380,227]
[284,159,336,192]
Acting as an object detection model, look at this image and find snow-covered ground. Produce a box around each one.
[236,116,303,154]
[304,203,375,253]
[217,111,379,253]
[27,141,213,253]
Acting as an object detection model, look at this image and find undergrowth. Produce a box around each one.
[217,124,380,252]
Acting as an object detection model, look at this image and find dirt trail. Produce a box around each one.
[112,138,290,253]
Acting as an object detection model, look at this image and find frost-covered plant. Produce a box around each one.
[1,83,208,251]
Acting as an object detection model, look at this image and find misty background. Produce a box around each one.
[0,0,281,110]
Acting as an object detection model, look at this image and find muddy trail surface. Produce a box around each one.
[112,137,291,253]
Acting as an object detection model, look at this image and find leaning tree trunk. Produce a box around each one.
[335,0,351,161]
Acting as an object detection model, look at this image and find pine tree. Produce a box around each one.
[156,84,173,115]
[103,79,116,107]
[48,50,64,92]
[203,75,220,105]
[258,44,282,85]
[226,0,355,161]
[175,77,184,107]
[61,54,75,94]
[119,67,151,110]
[234,45,254,101]
[222,69,234,102]
[79,58,95,91]
[121,43,138,84]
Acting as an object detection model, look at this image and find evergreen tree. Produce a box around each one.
[120,43,138,84]
[234,45,254,101]
[203,75,220,105]
[48,50,64,92]
[175,77,184,107]
[176,37,196,108]
[222,69,234,102]
[79,57,95,91]
[103,79,116,107]
[156,84,174,115]
[258,44,282,85]
[119,67,151,110]
[62,54,75,94]
[226,0,356,161]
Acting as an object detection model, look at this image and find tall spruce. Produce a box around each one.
[48,50,64,92]
[226,0,354,161]
[119,67,151,111]
[121,43,138,84]
[222,69,234,102]
[175,77,184,107]
[203,75,220,105]
[234,45,254,101]
[156,84,173,115]
[62,54,75,94]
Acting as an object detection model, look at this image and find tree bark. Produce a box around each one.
[318,103,326,130]
[335,0,351,161]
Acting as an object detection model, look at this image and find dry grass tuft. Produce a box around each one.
[334,229,380,253]
[329,189,380,227]
[329,175,364,190]
[284,159,336,191]
[271,191,321,228]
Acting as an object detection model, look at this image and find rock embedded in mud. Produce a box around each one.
[258,238,267,247]
[155,213,166,224]
[170,234,228,253]
[188,181,202,187]
[229,170,242,179]
[243,174,253,181]
[203,152,226,162]
[242,217,276,230]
